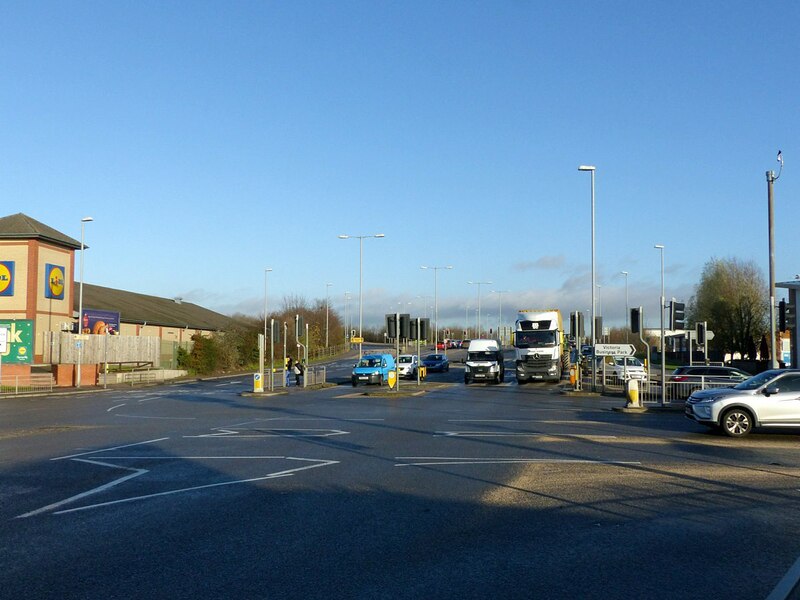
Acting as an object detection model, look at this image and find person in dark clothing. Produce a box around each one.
[293,360,302,386]
[286,357,293,387]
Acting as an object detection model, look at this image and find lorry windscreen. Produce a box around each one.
[514,331,556,348]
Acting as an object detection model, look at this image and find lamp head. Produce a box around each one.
[374,234,385,238]
[578,165,596,171]
[338,234,349,239]
[81,216,94,223]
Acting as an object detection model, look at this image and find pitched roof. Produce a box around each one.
[77,284,233,331]
[0,213,82,249]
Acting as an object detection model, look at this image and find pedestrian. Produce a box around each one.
[293,360,302,386]
[286,357,293,387]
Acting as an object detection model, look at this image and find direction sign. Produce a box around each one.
[594,343,636,356]
[351,337,364,343]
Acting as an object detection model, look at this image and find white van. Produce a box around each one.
[464,339,505,384]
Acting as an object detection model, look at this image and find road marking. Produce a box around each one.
[17,458,148,518]
[183,428,349,438]
[447,419,609,425]
[52,438,170,461]
[107,404,126,412]
[435,431,617,439]
[114,414,197,420]
[51,458,338,515]
[395,457,641,467]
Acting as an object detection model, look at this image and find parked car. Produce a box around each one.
[422,353,449,372]
[397,354,419,379]
[685,369,800,437]
[436,341,446,351]
[670,365,751,397]
[352,353,396,387]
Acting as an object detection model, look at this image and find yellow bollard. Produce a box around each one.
[626,379,639,407]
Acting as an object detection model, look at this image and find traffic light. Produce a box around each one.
[788,302,797,330]
[271,320,280,342]
[570,311,585,338]
[385,314,397,338]
[696,322,706,345]
[780,300,787,332]
[670,301,686,330]
[419,318,430,340]
[630,307,641,334]
[295,315,304,339]
[399,313,410,339]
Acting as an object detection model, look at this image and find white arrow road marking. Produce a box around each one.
[16,458,148,518]
[184,428,349,438]
[395,457,641,467]
[52,438,171,461]
[18,457,338,518]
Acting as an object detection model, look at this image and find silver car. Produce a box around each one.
[685,369,800,437]
[397,354,419,379]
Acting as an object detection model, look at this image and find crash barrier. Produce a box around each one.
[0,373,55,396]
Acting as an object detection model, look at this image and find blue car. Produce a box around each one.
[352,353,396,386]
[422,353,449,372]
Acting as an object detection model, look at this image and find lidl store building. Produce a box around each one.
[0,213,232,386]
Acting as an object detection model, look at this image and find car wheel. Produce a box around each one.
[378,375,383,386]
[445,364,449,372]
[352,379,357,387]
[464,376,470,385]
[721,407,754,437]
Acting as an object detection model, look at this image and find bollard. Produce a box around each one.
[625,379,640,407]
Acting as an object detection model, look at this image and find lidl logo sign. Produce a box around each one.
[0,320,33,364]
[0,261,14,296]
[45,264,65,300]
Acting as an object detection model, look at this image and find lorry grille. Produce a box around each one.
[523,356,552,368]
[471,365,491,374]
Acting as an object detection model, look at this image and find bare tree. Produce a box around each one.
[688,258,767,359]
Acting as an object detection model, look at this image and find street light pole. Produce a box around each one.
[339,233,385,358]
[325,282,333,348]
[467,280,492,339]
[767,151,783,369]
[421,265,453,349]
[621,271,629,342]
[491,290,509,343]
[655,244,665,405]
[579,165,597,390]
[76,216,93,388]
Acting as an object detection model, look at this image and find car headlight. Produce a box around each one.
[490,364,498,372]
[693,405,713,419]
[465,365,471,372]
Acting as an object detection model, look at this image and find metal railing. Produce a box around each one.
[583,371,742,404]
[0,373,54,396]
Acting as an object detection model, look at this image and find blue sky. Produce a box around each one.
[2,1,798,332]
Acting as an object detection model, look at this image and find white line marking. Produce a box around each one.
[107,404,126,412]
[52,438,170,461]
[52,458,339,515]
[183,428,349,438]
[17,459,148,518]
[434,431,617,439]
[394,458,641,467]
[115,415,197,420]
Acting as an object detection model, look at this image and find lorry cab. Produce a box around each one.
[464,339,505,384]
[352,353,396,387]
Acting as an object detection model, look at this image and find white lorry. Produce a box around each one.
[513,309,569,383]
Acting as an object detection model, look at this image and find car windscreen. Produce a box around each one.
[357,358,380,368]
[398,356,414,364]
[469,351,498,361]
[514,330,556,348]
[733,370,781,390]
[425,355,443,361]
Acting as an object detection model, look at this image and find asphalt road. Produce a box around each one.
[3,350,800,599]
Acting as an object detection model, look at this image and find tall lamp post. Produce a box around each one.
[655,244,666,405]
[578,165,597,390]
[339,233,385,358]
[620,271,629,342]
[76,216,93,388]
[467,280,492,339]
[421,265,453,349]
[325,282,333,348]
[491,290,509,343]
[767,151,783,369]
[263,267,273,350]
